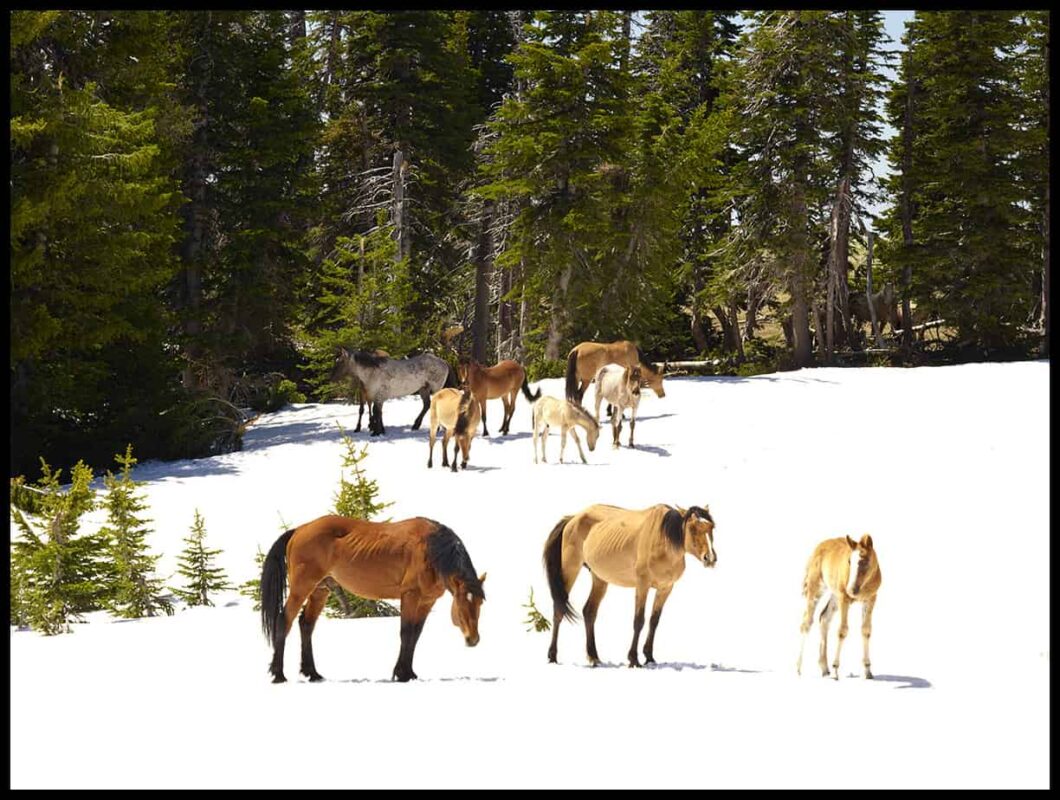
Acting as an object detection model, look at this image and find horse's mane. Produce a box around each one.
[635,345,661,376]
[569,402,599,431]
[660,507,685,550]
[351,350,388,368]
[686,505,713,524]
[425,522,484,599]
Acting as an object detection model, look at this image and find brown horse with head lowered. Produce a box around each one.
[797,534,882,680]
[543,503,716,668]
[260,515,486,683]
[565,340,665,405]
[457,358,541,436]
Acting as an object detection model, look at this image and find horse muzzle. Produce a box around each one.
[703,554,717,568]
[465,635,480,647]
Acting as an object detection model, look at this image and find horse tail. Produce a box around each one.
[543,515,577,623]
[521,375,541,403]
[565,349,580,403]
[454,389,474,436]
[261,529,296,646]
[444,363,459,389]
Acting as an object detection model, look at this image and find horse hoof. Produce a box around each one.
[271,674,287,684]
[628,661,642,669]
[305,673,325,682]
[864,670,874,680]
[644,656,655,665]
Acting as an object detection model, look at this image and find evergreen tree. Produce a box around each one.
[325,424,397,618]
[172,510,231,607]
[237,545,267,612]
[98,445,173,618]
[10,460,107,635]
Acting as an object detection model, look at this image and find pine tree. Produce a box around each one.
[98,445,173,618]
[10,460,108,635]
[237,545,267,612]
[172,510,231,607]
[325,424,398,618]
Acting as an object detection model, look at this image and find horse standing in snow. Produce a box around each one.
[427,388,481,472]
[542,503,716,667]
[457,358,541,436]
[260,515,486,683]
[565,340,666,405]
[797,534,882,680]
[593,363,641,448]
[531,395,600,464]
[330,347,388,433]
[330,348,456,436]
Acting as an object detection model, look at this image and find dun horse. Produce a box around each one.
[531,395,600,464]
[543,503,716,667]
[593,363,641,448]
[797,534,882,680]
[261,515,486,683]
[330,348,456,436]
[427,388,481,472]
[565,340,665,405]
[330,348,388,433]
[457,358,541,436]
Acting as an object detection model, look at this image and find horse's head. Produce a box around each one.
[845,534,875,597]
[450,572,486,647]
[642,364,665,398]
[582,410,600,451]
[683,506,716,567]
[330,347,352,383]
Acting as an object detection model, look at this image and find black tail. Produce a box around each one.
[543,516,576,623]
[454,389,474,436]
[261,529,295,646]
[565,350,580,403]
[521,376,541,403]
[444,364,459,389]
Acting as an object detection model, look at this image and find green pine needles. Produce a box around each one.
[99,445,173,619]
[172,510,232,607]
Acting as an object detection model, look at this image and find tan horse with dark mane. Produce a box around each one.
[427,388,481,472]
[565,340,665,404]
[457,358,541,436]
[261,515,486,683]
[797,534,882,680]
[543,503,716,667]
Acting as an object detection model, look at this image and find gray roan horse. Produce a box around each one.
[331,349,456,436]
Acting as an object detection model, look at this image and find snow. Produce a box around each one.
[10,361,1050,789]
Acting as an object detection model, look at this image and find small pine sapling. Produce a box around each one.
[172,510,232,607]
[523,587,551,633]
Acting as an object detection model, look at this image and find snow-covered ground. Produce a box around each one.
[10,361,1050,789]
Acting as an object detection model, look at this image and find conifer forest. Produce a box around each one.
[10,11,1051,477]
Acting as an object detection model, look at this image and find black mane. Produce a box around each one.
[425,522,484,599]
[351,350,388,368]
[661,507,684,550]
[685,505,713,524]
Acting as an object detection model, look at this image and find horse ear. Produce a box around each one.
[860,534,873,550]
[479,572,487,584]
[846,535,857,549]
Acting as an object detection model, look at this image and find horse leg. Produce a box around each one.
[642,584,674,665]
[796,584,822,676]
[393,593,431,682]
[298,583,330,682]
[459,434,470,470]
[356,397,365,433]
[612,412,621,449]
[594,391,603,424]
[628,404,636,448]
[451,433,460,473]
[860,596,876,679]
[411,387,430,430]
[270,577,316,683]
[532,415,539,464]
[582,573,609,667]
[831,596,852,680]
[559,425,569,464]
[541,424,549,462]
[441,430,451,469]
[627,582,650,668]
[569,428,587,464]
[817,594,837,678]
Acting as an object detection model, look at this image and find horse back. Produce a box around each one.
[578,504,671,587]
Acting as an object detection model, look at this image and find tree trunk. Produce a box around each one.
[545,262,573,360]
[899,47,916,354]
[619,11,632,73]
[744,283,763,342]
[789,184,813,369]
[180,69,210,390]
[864,228,885,348]
[826,177,852,362]
[472,200,493,363]
[392,149,409,263]
[729,299,745,361]
[1043,13,1051,357]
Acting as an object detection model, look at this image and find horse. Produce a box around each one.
[850,283,900,336]
[457,358,541,437]
[542,503,716,668]
[531,395,600,464]
[260,514,486,683]
[329,348,389,433]
[565,340,665,405]
[796,534,882,680]
[427,388,481,472]
[330,348,456,436]
[592,363,641,449]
